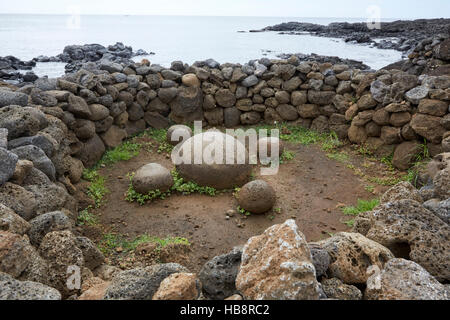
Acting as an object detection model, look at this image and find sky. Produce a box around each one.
[0,0,449,19]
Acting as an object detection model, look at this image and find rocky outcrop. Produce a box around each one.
[235,220,321,300]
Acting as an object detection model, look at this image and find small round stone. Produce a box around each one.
[132,163,173,194]
[237,180,276,214]
[166,125,193,146]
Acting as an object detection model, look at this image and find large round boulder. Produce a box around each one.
[237,180,276,214]
[175,131,252,189]
[132,163,173,194]
[166,125,193,146]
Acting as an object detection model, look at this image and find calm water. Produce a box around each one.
[0,15,402,77]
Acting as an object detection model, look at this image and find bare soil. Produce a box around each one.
[77,134,399,273]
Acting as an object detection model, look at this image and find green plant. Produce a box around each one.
[327,152,349,163]
[82,169,109,207]
[364,185,375,193]
[343,219,355,227]
[237,206,252,216]
[98,232,190,256]
[125,170,217,205]
[100,141,142,166]
[281,150,295,162]
[342,199,380,216]
[274,207,282,214]
[76,207,98,226]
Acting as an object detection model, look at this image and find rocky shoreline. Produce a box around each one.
[252,19,450,54]
[0,29,449,300]
[0,42,151,84]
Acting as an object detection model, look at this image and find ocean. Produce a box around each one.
[0,14,403,77]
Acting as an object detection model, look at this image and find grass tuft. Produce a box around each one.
[342,199,380,216]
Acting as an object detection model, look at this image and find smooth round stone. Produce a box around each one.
[237,180,276,214]
[166,125,193,146]
[175,131,252,190]
[132,163,173,194]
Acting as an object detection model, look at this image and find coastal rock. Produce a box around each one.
[75,237,105,271]
[0,89,28,107]
[410,113,446,144]
[236,220,320,300]
[366,258,448,300]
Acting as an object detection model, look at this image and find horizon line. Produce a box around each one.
[0,13,445,20]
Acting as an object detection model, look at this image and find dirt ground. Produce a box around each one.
[78,134,396,273]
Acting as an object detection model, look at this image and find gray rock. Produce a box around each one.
[321,278,362,300]
[0,203,30,235]
[241,75,259,87]
[0,272,61,300]
[99,60,123,73]
[423,198,450,224]
[308,243,331,277]
[0,128,7,149]
[8,135,55,158]
[366,258,448,300]
[0,106,48,140]
[405,86,429,105]
[0,148,18,186]
[28,211,72,246]
[75,236,105,270]
[198,247,242,300]
[0,89,28,107]
[132,163,174,194]
[11,145,55,181]
[104,263,188,300]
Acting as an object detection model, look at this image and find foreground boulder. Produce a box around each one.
[198,246,242,300]
[152,273,201,300]
[0,272,61,300]
[235,220,321,300]
[237,180,276,214]
[354,199,450,282]
[315,232,394,284]
[104,263,188,300]
[366,258,448,300]
[132,163,174,194]
[175,131,253,189]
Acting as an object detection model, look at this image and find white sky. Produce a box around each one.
[0,0,449,18]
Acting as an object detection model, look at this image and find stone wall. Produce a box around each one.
[1,53,450,300]
[1,55,449,188]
